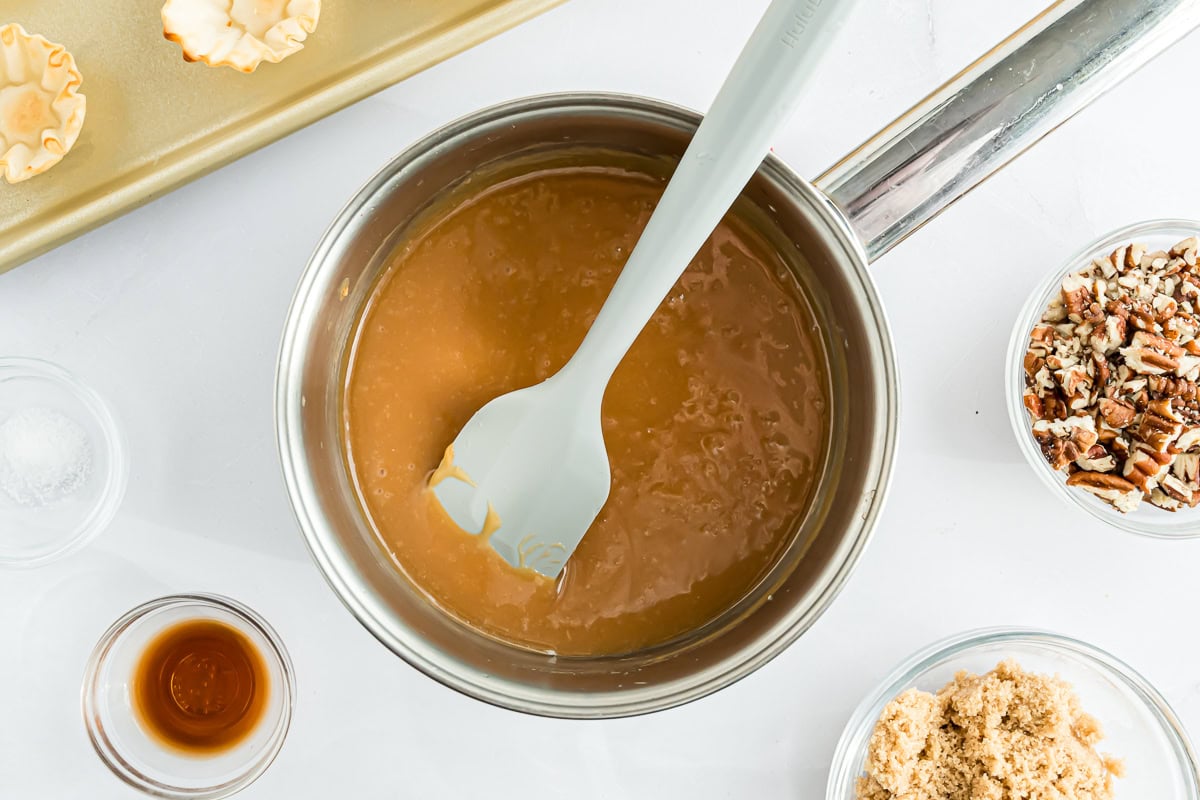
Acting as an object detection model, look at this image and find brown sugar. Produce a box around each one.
[857,660,1123,800]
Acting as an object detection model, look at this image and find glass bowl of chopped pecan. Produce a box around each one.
[1007,220,1200,536]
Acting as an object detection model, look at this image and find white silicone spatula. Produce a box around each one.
[432,0,851,577]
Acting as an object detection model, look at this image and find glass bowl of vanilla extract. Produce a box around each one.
[82,593,295,799]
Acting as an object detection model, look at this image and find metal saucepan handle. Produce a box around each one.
[815,0,1200,263]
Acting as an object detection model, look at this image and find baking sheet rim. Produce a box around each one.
[0,0,566,275]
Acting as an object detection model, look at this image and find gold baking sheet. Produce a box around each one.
[1,0,564,275]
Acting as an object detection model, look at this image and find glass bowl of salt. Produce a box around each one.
[0,357,127,567]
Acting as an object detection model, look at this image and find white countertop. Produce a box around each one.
[4,1,1200,797]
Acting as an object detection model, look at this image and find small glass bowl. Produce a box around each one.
[1006,220,1200,538]
[826,628,1200,800]
[0,357,128,566]
[82,594,295,799]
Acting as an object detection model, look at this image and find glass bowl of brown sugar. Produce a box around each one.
[826,628,1200,800]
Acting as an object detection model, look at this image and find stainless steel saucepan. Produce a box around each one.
[277,0,1200,718]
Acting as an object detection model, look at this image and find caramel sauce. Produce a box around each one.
[345,164,830,656]
[132,620,268,754]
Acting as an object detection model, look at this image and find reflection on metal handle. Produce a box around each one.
[815,0,1200,263]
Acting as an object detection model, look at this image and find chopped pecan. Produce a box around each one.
[1105,298,1131,321]
[1044,298,1068,322]
[1037,436,1072,471]
[1110,246,1128,275]
[1024,235,1200,511]
[1042,394,1068,421]
[1125,243,1146,270]
[1160,474,1194,504]
[1123,377,1148,396]
[1069,423,1099,452]
[1067,471,1142,512]
[1089,314,1126,355]
[1176,427,1200,451]
[1029,324,1056,354]
[1061,275,1094,322]
[1173,452,1200,482]
[1170,237,1198,262]
[1149,375,1198,402]
[1093,354,1111,388]
[1176,355,1200,381]
[1153,294,1179,323]
[1123,447,1172,493]
[1045,353,1077,371]
[1024,352,1045,378]
[1076,444,1117,472]
[1130,307,1157,332]
[1045,357,1067,374]
[1164,315,1192,342]
[1098,398,1136,428]
[1121,346,1178,375]
[1136,399,1184,452]
[1023,392,1045,420]
[1142,250,1169,270]
[1150,488,1182,511]
[1067,471,1137,492]
[1096,423,1121,445]
[1057,367,1091,400]
[1180,277,1200,301]
[1033,366,1055,395]
[1094,255,1118,278]
[1134,331,1185,358]
[1034,416,1097,469]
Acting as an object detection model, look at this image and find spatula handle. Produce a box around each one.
[563,0,851,389]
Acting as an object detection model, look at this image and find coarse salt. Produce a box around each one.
[0,407,92,507]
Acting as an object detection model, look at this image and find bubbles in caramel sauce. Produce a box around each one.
[344,164,831,656]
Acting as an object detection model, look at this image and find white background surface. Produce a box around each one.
[3,0,1200,797]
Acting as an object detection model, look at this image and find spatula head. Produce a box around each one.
[431,379,611,577]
